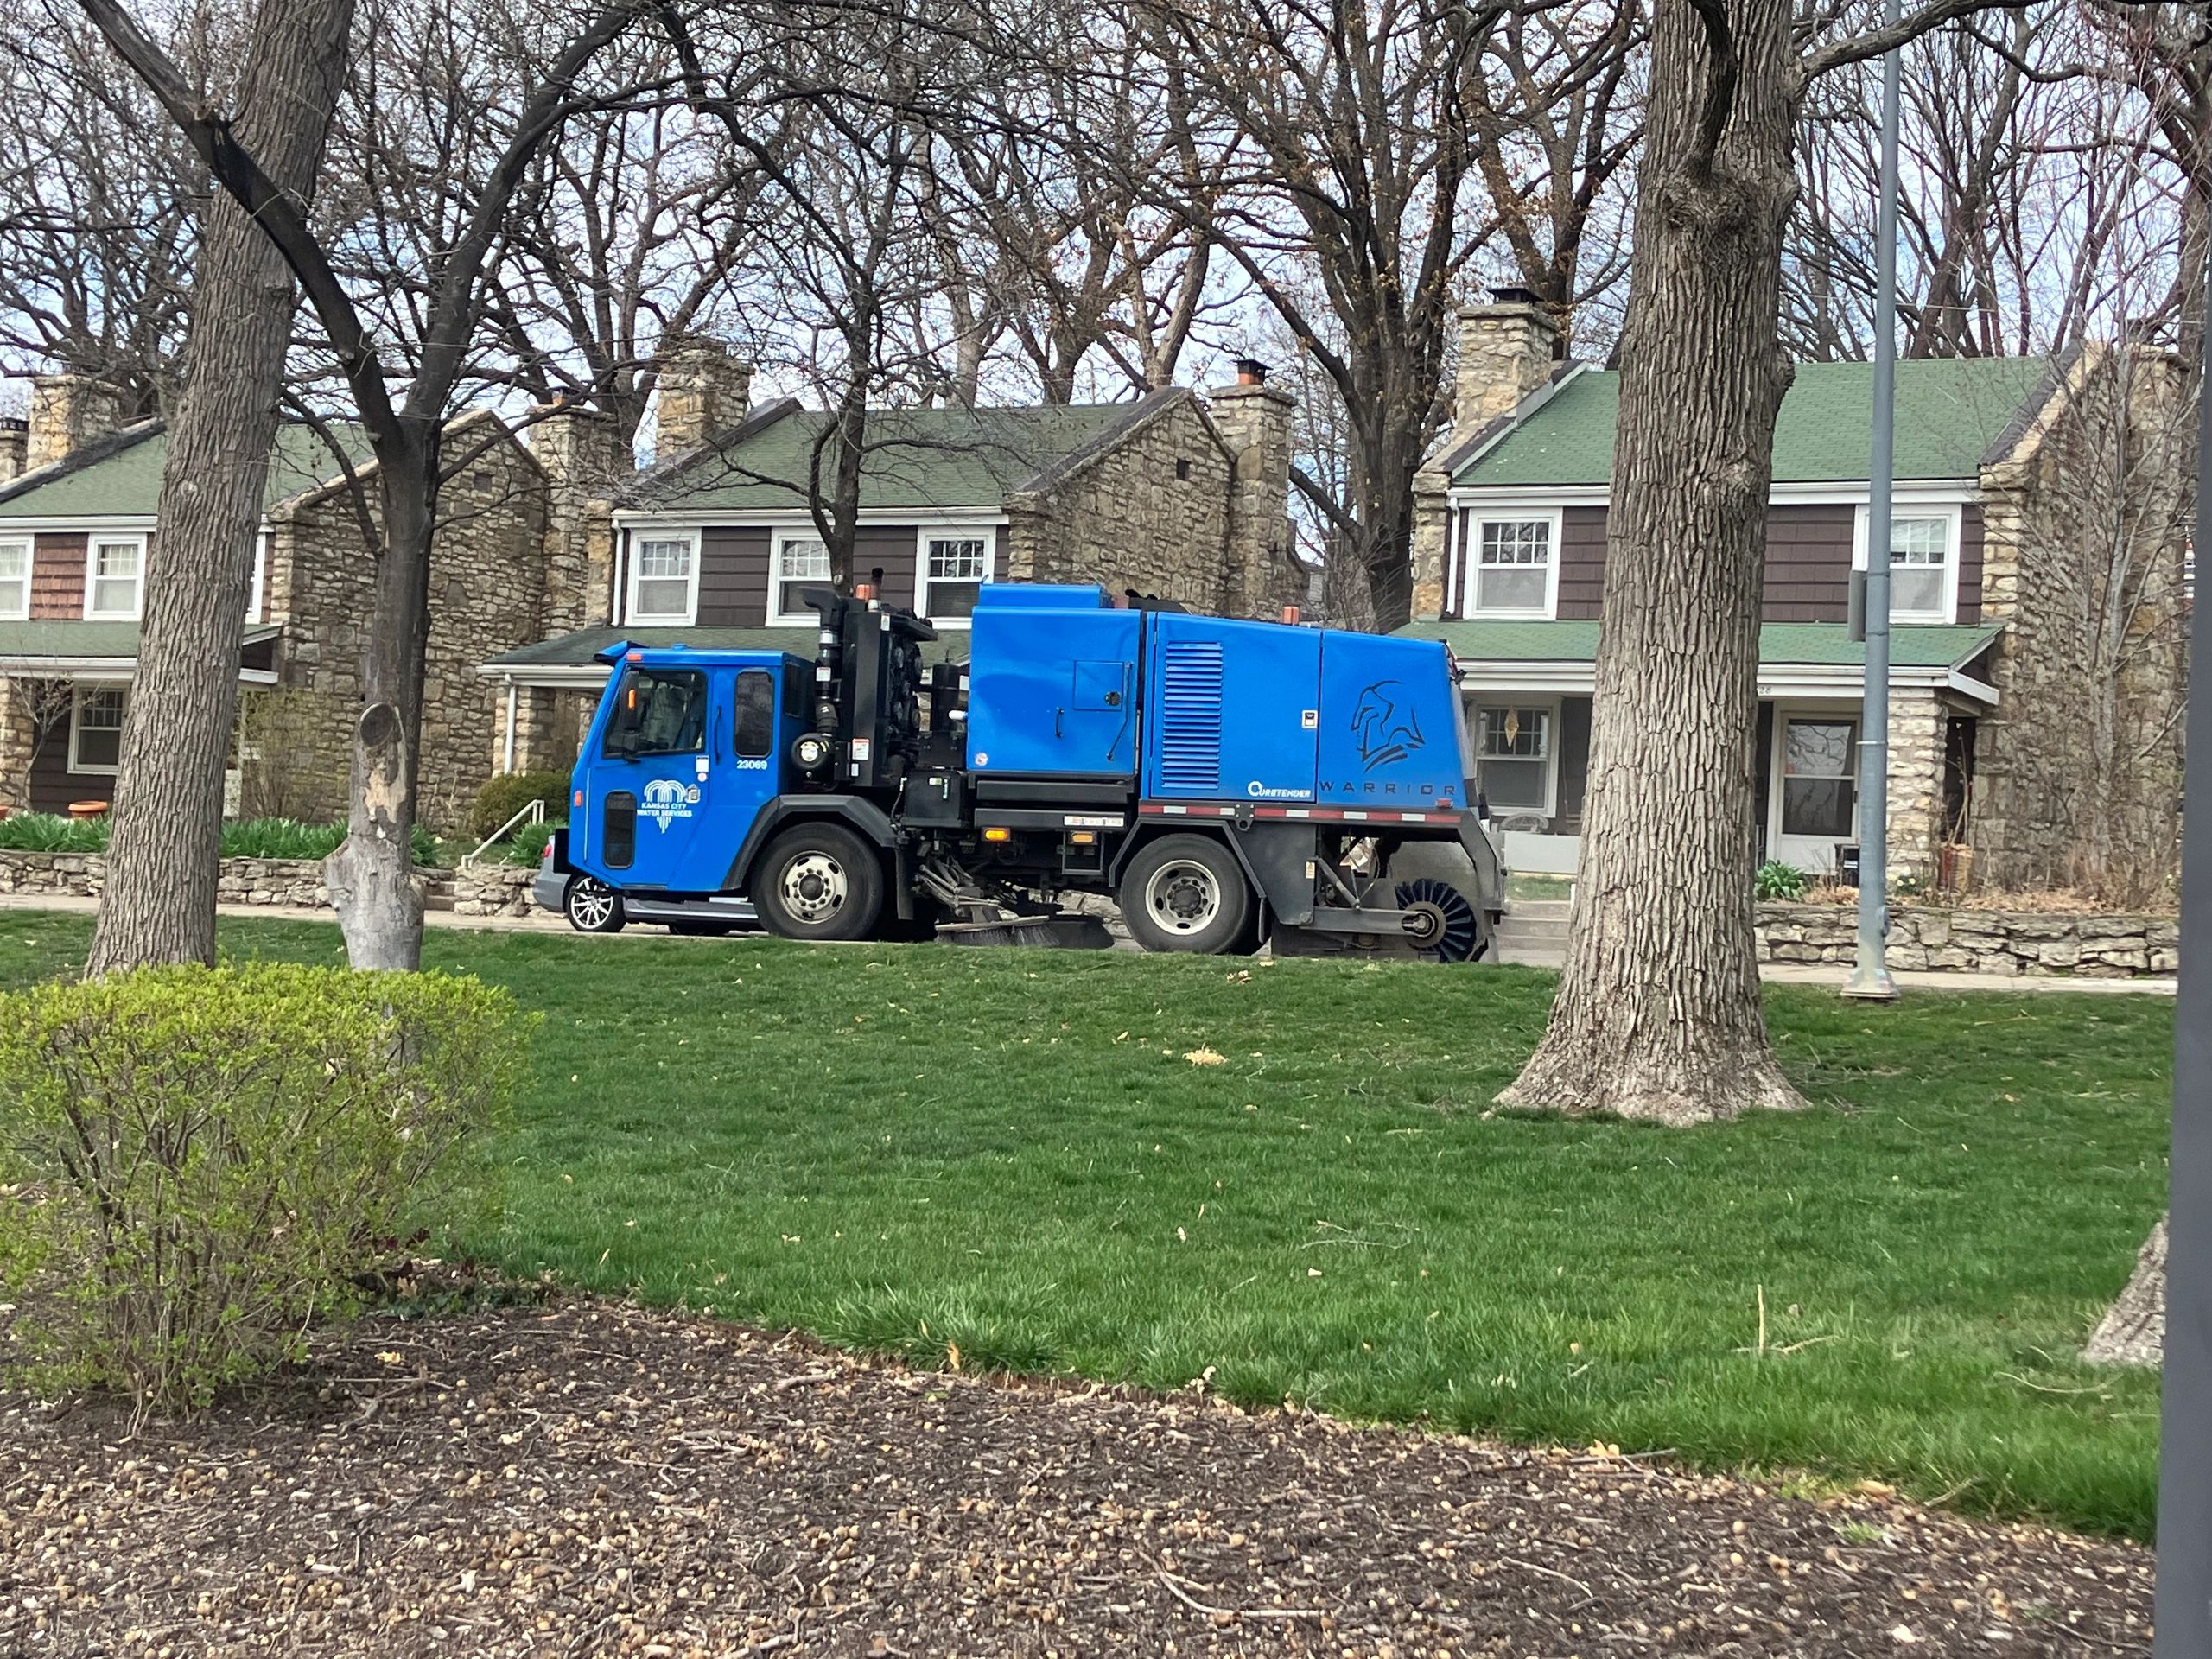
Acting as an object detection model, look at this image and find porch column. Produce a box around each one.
[1883,688,1946,887]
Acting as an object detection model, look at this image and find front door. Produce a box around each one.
[594,663,715,888]
[1769,709,1859,875]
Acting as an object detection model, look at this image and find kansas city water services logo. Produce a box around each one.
[1351,681,1425,771]
[641,776,700,830]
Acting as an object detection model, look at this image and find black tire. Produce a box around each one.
[1117,833,1253,955]
[750,821,886,941]
[563,875,626,933]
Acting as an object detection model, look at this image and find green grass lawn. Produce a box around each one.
[0,911,2170,1538]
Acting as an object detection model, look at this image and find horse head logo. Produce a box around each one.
[1351,681,1424,772]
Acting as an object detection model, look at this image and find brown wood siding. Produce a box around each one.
[1956,505,1983,623]
[854,524,919,611]
[1759,505,1857,622]
[30,532,86,619]
[1554,509,1606,620]
[694,527,771,626]
[27,702,116,813]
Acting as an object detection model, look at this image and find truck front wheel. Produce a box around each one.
[1118,834,1252,955]
[752,822,885,942]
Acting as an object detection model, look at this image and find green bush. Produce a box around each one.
[467,770,570,841]
[503,818,563,868]
[0,963,531,1414]
[1754,859,1810,902]
[0,812,107,854]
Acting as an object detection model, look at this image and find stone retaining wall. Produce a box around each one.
[1757,902,2177,976]
[452,862,537,917]
[0,849,337,906]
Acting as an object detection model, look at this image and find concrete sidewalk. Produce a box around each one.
[0,892,2177,993]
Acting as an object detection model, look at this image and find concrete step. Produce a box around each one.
[422,873,456,913]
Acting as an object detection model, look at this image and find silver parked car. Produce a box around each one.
[533,830,759,935]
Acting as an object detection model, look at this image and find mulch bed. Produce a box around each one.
[0,1298,2154,1656]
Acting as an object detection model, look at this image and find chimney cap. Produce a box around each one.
[1233,357,1269,385]
[1486,284,1543,307]
[0,416,25,433]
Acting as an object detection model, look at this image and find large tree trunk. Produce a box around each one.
[1500,0,1808,1125]
[2083,1216,2166,1368]
[327,440,434,970]
[84,0,353,977]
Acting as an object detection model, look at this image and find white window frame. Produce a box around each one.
[769,527,833,626]
[626,528,700,625]
[1460,509,1562,620]
[1852,502,1961,626]
[83,532,147,621]
[246,531,268,624]
[0,536,30,622]
[914,526,996,628]
[67,683,126,775]
[1471,699,1559,817]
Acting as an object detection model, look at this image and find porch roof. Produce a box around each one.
[479,624,964,686]
[1396,619,2003,671]
[0,620,281,677]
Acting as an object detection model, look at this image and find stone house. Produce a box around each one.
[0,377,610,826]
[479,341,1306,768]
[1402,290,2190,894]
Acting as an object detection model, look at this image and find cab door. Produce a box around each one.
[680,666,785,890]
[593,663,715,888]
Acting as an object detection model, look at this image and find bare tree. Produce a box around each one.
[79,0,654,969]
[82,0,354,976]
[0,2,203,404]
[1501,0,2033,1125]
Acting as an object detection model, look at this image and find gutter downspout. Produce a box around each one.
[501,675,518,773]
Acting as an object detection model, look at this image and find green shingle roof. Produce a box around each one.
[628,398,1157,513]
[1453,357,2056,488]
[483,625,965,671]
[0,423,374,520]
[0,620,279,662]
[1396,618,2004,671]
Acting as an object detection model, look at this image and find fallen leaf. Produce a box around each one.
[1185,1046,1226,1066]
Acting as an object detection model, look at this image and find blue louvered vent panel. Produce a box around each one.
[1156,641,1225,794]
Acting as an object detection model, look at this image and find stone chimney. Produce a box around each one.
[1450,286,1560,438]
[0,417,26,482]
[27,372,126,471]
[654,335,754,458]
[529,399,632,632]
[1211,359,1300,620]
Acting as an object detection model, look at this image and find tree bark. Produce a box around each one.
[83,0,353,977]
[327,438,435,971]
[2083,1215,2166,1368]
[1500,0,1808,1125]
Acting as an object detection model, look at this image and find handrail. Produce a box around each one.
[461,797,545,867]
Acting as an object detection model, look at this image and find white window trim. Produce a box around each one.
[82,532,147,621]
[1768,703,1862,857]
[1851,502,1962,626]
[1471,698,1560,818]
[1459,508,1563,620]
[626,528,701,625]
[67,683,125,775]
[768,527,833,626]
[246,532,267,624]
[914,525,996,629]
[0,536,31,622]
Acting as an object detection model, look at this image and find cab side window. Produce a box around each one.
[603,668,709,757]
[734,670,776,758]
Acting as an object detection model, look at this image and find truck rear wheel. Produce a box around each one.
[752,822,885,942]
[1118,833,1252,955]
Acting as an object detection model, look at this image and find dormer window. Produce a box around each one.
[1461,513,1560,618]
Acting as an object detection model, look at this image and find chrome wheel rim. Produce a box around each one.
[779,851,849,925]
[569,880,616,929]
[1146,859,1221,935]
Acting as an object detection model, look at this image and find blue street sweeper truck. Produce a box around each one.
[545,582,1505,960]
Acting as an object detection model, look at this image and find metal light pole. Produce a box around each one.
[1844,0,1902,1003]
[2151,308,2212,1658]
